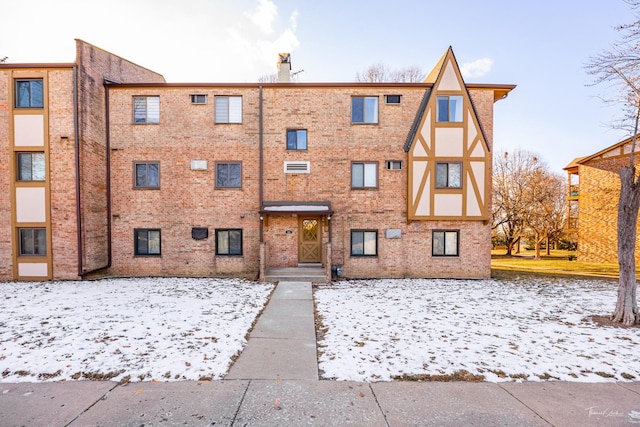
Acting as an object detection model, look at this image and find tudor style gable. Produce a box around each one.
[405,47,490,222]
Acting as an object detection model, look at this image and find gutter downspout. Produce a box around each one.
[259,85,264,242]
[76,75,112,277]
[73,65,83,276]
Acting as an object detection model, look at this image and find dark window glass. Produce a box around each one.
[15,79,43,108]
[134,229,161,255]
[286,129,307,150]
[216,229,243,255]
[433,230,459,256]
[135,162,160,188]
[19,228,47,256]
[216,162,242,188]
[17,152,45,181]
[351,230,378,256]
[436,96,463,122]
[351,97,378,123]
[435,163,462,188]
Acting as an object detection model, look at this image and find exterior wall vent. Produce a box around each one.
[191,160,208,170]
[284,161,310,174]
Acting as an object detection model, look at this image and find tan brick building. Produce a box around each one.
[565,136,640,264]
[0,42,514,281]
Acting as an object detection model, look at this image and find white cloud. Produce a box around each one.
[460,57,494,78]
[244,0,278,35]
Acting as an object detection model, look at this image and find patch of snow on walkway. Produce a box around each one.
[0,278,273,383]
[315,277,640,382]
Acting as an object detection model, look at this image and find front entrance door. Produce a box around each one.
[299,217,322,263]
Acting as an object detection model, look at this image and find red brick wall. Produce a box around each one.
[76,41,166,275]
[576,159,640,265]
[107,87,260,278]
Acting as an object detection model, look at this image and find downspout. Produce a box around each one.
[259,85,264,242]
[73,65,83,276]
[77,76,112,276]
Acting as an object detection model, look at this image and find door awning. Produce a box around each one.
[260,201,333,216]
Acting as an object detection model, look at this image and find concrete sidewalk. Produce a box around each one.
[1,379,639,426]
[226,281,318,380]
[1,281,639,426]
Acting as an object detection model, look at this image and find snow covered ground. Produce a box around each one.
[1,276,639,384]
[0,278,273,383]
[315,277,640,382]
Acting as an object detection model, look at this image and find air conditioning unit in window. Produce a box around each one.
[284,161,310,174]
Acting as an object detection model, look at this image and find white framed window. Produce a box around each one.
[215,96,242,123]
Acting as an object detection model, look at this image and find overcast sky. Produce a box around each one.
[0,0,634,172]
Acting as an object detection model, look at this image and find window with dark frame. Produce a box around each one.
[15,79,44,108]
[286,129,307,150]
[190,94,207,104]
[133,96,160,123]
[351,162,378,188]
[134,229,161,256]
[436,95,463,122]
[386,160,402,170]
[432,230,459,257]
[435,162,462,188]
[17,152,45,181]
[351,96,378,124]
[385,94,401,104]
[215,96,242,123]
[134,162,160,188]
[216,162,242,188]
[19,228,47,256]
[351,229,378,256]
[216,229,242,255]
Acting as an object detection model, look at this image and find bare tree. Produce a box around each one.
[258,73,279,83]
[355,63,424,83]
[492,149,542,255]
[585,0,640,325]
[523,171,566,259]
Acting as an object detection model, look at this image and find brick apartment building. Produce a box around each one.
[564,135,640,264]
[0,40,514,281]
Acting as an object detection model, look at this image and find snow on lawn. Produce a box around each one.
[0,278,273,383]
[315,277,640,383]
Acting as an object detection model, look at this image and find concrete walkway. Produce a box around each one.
[1,281,639,426]
[226,281,318,380]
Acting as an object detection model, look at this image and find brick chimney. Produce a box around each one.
[277,53,291,82]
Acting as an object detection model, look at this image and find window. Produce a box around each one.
[433,230,459,257]
[351,230,378,256]
[215,96,242,123]
[133,96,160,123]
[286,129,307,150]
[385,94,401,104]
[15,79,44,108]
[19,228,47,256]
[352,162,378,188]
[436,95,463,122]
[216,162,242,188]
[216,229,242,255]
[134,229,161,256]
[190,94,207,104]
[17,152,45,181]
[435,162,462,188]
[386,160,402,170]
[134,162,160,188]
[352,96,378,124]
